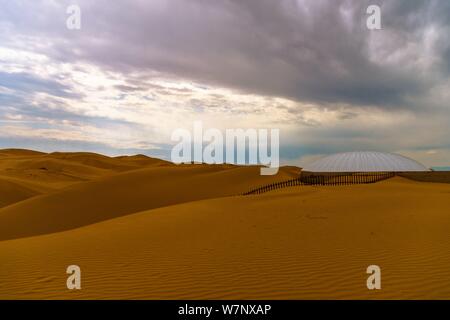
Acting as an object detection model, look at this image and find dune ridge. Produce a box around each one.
[0,152,298,240]
[1,149,450,300]
[1,177,450,299]
[0,149,173,208]
[0,177,41,208]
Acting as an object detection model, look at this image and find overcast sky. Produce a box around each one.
[0,0,449,166]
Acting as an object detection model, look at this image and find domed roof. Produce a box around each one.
[303,151,429,172]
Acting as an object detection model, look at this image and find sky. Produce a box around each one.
[0,0,449,167]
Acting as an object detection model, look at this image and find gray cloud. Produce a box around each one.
[2,0,448,109]
[0,0,449,165]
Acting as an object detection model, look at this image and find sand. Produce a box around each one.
[0,149,450,299]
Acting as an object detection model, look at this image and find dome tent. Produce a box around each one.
[303,151,429,173]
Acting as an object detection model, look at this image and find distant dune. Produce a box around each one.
[1,149,450,299]
[0,149,297,241]
[0,164,297,241]
[0,149,46,157]
[0,177,41,208]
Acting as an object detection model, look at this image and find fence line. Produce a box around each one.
[242,172,395,195]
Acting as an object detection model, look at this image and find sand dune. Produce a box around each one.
[0,149,46,157]
[48,152,171,171]
[0,164,298,241]
[0,149,173,207]
[0,177,41,208]
[0,150,112,192]
[1,177,450,299]
[1,149,449,299]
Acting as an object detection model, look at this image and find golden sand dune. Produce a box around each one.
[0,164,297,241]
[1,177,450,299]
[48,152,171,171]
[0,149,171,179]
[0,149,448,299]
[0,149,46,157]
[0,149,173,207]
[4,157,113,181]
[0,150,110,191]
[0,177,41,208]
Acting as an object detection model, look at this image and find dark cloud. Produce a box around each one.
[1,0,447,109]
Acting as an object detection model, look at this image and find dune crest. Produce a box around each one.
[1,177,450,299]
[0,154,298,240]
[0,149,173,207]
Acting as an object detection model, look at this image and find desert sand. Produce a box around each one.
[1,149,450,299]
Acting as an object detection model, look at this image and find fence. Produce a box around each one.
[242,172,395,195]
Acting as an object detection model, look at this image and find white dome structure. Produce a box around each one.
[303,151,429,172]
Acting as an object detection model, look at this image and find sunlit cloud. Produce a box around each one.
[0,0,449,166]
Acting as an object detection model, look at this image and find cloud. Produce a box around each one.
[0,71,81,99]
[2,0,448,109]
[0,0,449,165]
